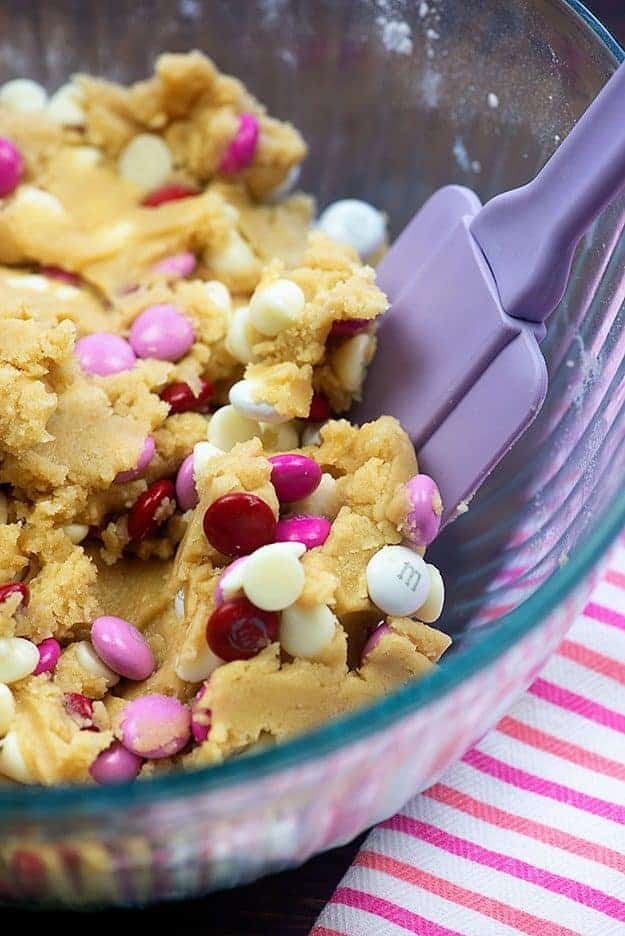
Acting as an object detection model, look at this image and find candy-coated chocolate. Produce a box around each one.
[191,683,211,743]
[0,582,29,608]
[275,515,331,550]
[175,453,198,512]
[402,474,443,547]
[268,453,322,503]
[127,480,176,542]
[33,638,61,675]
[153,251,197,278]
[129,304,195,361]
[219,112,259,174]
[75,333,136,376]
[121,694,191,758]
[330,318,369,337]
[366,545,430,616]
[91,615,155,681]
[214,556,249,606]
[63,692,95,729]
[141,183,199,207]
[114,436,155,484]
[0,137,23,196]
[306,391,331,422]
[160,379,213,414]
[90,741,143,784]
[206,596,279,661]
[360,622,391,664]
[203,492,276,557]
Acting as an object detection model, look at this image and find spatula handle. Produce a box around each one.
[471,62,625,324]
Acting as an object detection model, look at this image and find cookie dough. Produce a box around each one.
[0,53,449,786]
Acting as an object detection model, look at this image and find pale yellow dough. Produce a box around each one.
[0,53,449,785]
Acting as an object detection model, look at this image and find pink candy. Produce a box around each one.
[213,555,249,606]
[275,515,331,550]
[0,137,23,197]
[91,615,155,681]
[90,740,143,784]
[153,251,197,279]
[268,454,322,503]
[219,113,259,174]
[191,683,211,743]
[330,318,369,337]
[33,638,61,676]
[360,622,391,664]
[129,304,195,362]
[75,332,136,376]
[114,436,155,484]
[402,474,442,547]
[121,694,191,759]
[175,453,198,512]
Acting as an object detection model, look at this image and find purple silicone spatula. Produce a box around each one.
[351,62,625,524]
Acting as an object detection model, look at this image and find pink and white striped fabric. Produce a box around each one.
[313,540,625,936]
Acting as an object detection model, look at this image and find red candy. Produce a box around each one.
[39,266,81,286]
[141,183,199,207]
[0,582,29,608]
[306,391,331,422]
[160,379,213,414]
[206,596,279,661]
[203,492,276,558]
[63,692,96,729]
[127,479,176,542]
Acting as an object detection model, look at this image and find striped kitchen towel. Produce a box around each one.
[312,539,625,936]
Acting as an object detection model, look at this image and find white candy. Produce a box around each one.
[47,82,85,125]
[118,133,173,190]
[0,638,39,685]
[203,279,232,313]
[225,305,257,364]
[63,523,89,544]
[207,404,260,451]
[242,542,306,611]
[74,640,120,688]
[14,185,64,214]
[5,273,49,292]
[175,642,222,682]
[0,684,15,737]
[0,731,32,783]
[317,199,386,261]
[229,379,290,425]
[301,422,325,447]
[249,278,306,336]
[193,441,223,485]
[332,333,373,394]
[220,557,250,600]
[293,472,340,519]
[0,78,48,113]
[267,164,301,202]
[366,545,430,616]
[416,564,445,623]
[209,230,258,280]
[260,420,299,452]
[279,603,336,659]
[174,588,185,620]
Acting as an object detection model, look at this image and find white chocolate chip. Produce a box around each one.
[416,564,445,623]
[209,230,259,280]
[54,284,81,300]
[0,684,15,737]
[207,405,260,451]
[220,557,250,600]
[317,199,386,261]
[192,441,223,485]
[0,492,8,524]
[267,164,301,203]
[97,219,135,251]
[14,186,64,214]
[229,379,290,425]
[0,638,39,684]
[47,82,85,125]
[332,333,374,394]
[70,146,102,168]
[242,542,306,611]
[301,422,326,447]
[175,643,222,682]
[63,523,89,545]
[0,731,33,783]
[280,603,337,659]
[74,640,120,688]
[249,278,306,336]
[174,588,185,619]
[293,472,339,519]
[366,545,430,616]
[260,420,299,452]
[225,305,257,364]
[0,78,48,113]
[203,280,232,313]
[118,133,173,191]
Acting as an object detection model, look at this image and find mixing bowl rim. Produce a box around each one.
[1,0,623,816]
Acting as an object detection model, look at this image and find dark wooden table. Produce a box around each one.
[5,3,624,933]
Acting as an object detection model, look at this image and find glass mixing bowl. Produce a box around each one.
[1,0,625,907]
